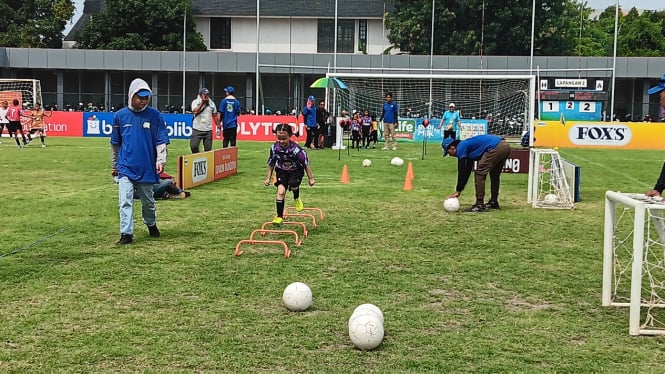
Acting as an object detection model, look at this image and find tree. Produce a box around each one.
[385,0,665,57]
[0,0,75,48]
[617,9,665,57]
[385,0,457,55]
[75,0,206,51]
[583,6,665,57]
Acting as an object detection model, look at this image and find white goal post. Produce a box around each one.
[603,191,665,336]
[328,72,536,140]
[0,79,42,108]
[528,148,575,209]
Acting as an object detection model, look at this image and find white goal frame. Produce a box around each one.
[328,72,536,141]
[0,79,42,107]
[603,191,665,336]
[528,148,575,209]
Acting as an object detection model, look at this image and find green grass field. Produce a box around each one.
[2,137,665,372]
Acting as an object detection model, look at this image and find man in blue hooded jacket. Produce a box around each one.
[111,78,170,245]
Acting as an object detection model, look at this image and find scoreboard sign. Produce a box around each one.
[540,100,602,121]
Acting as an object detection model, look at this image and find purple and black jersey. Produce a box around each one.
[350,119,361,132]
[267,140,309,171]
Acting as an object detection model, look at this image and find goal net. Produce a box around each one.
[603,191,665,335]
[528,148,575,209]
[330,73,536,138]
[0,79,43,135]
[0,79,42,108]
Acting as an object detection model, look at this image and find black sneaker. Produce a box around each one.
[463,204,487,213]
[147,225,160,238]
[184,191,191,198]
[116,234,134,245]
[485,201,500,210]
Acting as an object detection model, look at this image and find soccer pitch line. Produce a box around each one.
[0,227,68,259]
[565,153,651,188]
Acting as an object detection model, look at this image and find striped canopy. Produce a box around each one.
[310,77,348,90]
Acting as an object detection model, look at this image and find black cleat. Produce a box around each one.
[485,201,500,210]
[463,204,487,213]
[116,234,134,245]
[147,225,161,238]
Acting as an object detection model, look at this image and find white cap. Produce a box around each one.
[449,102,456,108]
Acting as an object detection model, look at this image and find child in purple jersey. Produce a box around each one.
[264,124,315,225]
[360,110,372,149]
[349,112,362,149]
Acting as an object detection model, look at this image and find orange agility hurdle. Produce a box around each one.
[283,213,317,228]
[235,239,291,258]
[249,229,302,246]
[285,207,324,221]
[260,221,308,238]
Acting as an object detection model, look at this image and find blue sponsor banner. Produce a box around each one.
[166,114,193,139]
[412,118,442,143]
[83,112,194,139]
[83,112,115,137]
[412,118,488,142]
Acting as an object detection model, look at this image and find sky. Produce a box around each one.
[586,0,664,10]
[63,0,84,36]
[63,0,664,36]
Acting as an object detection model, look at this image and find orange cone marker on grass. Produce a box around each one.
[340,164,350,184]
[403,162,414,191]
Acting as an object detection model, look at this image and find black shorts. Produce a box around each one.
[8,121,22,133]
[275,168,304,191]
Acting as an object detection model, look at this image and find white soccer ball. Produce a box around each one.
[352,303,384,325]
[390,157,404,166]
[348,312,384,350]
[544,193,559,204]
[362,159,372,167]
[282,282,313,312]
[443,197,460,212]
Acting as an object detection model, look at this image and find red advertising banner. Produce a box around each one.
[215,115,306,142]
[44,112,84,137]
[502,148,530,174]
[213,147,238,179]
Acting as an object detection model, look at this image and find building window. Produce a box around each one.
[210,18,231,49]
[358,19,367,53]
[317,19,355,53]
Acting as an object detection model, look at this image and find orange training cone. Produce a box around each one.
[403,168,413,191]
[340,164,350,184]
[406,162,414,181]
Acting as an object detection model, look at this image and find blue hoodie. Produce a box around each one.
[110,78,170,183]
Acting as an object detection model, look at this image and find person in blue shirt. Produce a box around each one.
[219,85,241,148]
[264,123,315,225]
[439,102,460,139]
[110,78,170,245]
[302,95,319,149]
[645,74,665,197]
[379,92,399,150]
[442,134,511,212]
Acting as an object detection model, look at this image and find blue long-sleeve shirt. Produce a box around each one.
[302,105,317,128]
[380,101,399,124]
